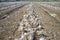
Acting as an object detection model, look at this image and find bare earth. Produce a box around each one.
[0,2,60,40]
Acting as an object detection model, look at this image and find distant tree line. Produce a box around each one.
[0,0,60,2]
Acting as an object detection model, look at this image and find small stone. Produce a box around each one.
[39,37,45,40]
